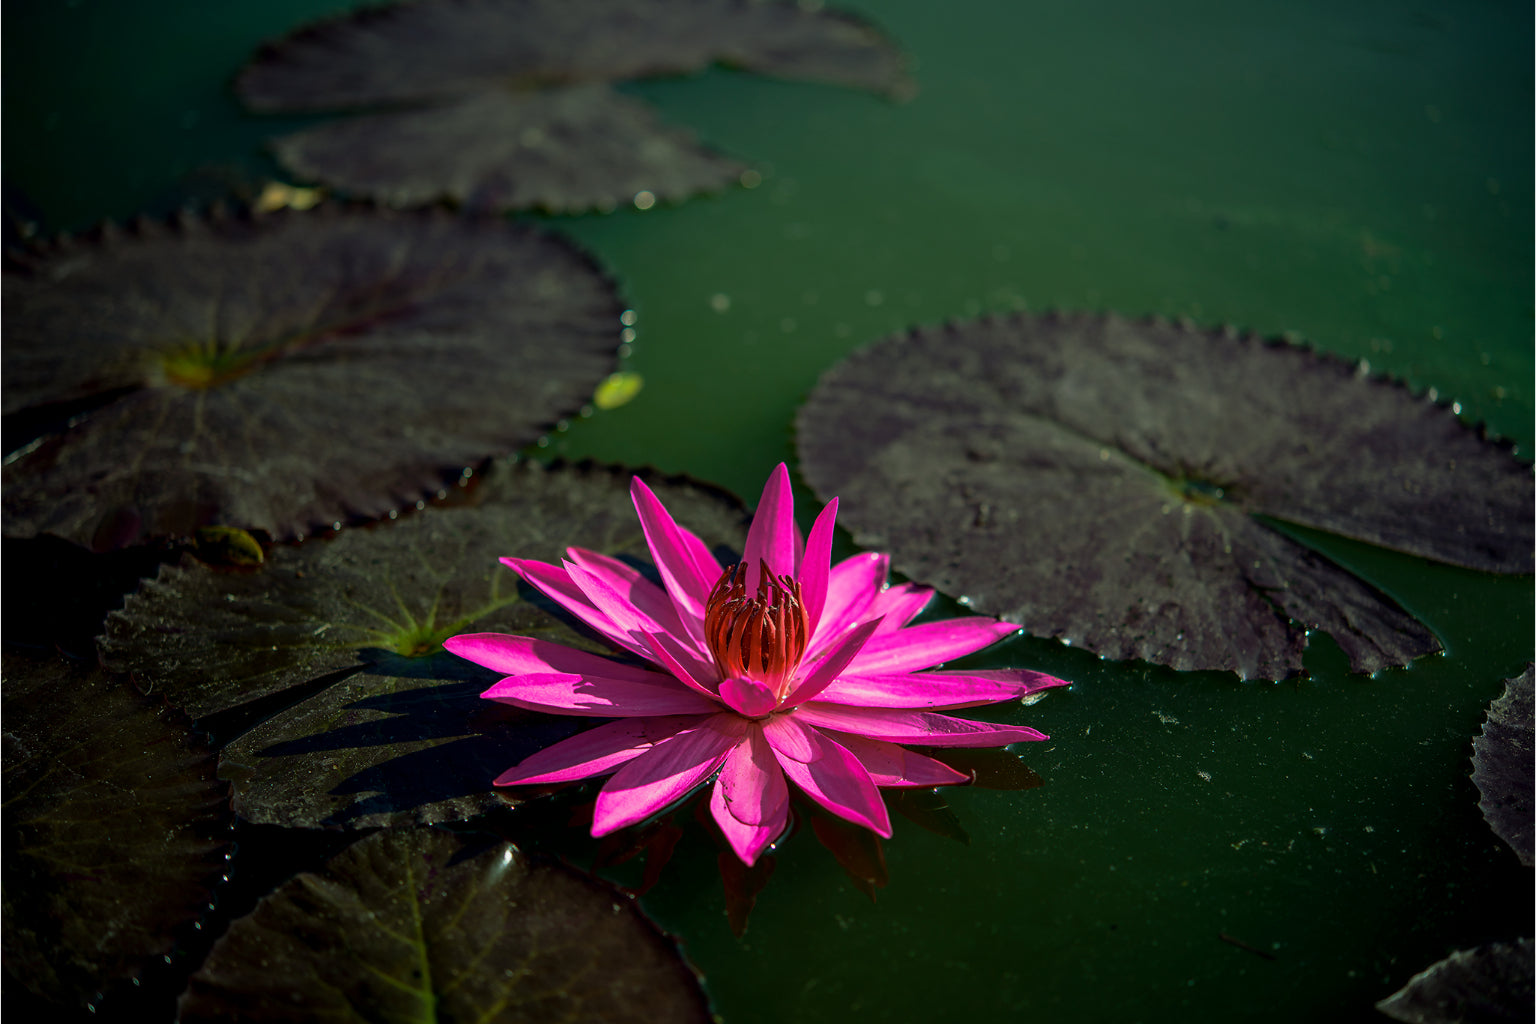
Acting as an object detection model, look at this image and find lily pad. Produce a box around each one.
[271,85,748,214]
[796,312,1533,679]
[3,205,621,549]
[237,0,911,212]
[177,826,712,1024]
[99,459,748,828]
[1,652,232,1010]
[1472,666,1534,866]
[1376,939,1534,1024]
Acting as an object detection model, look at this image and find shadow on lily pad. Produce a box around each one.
[98,459,749,830]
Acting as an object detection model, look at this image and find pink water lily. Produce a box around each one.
[445,464,1069,866]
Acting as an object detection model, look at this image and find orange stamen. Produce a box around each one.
[704,561,809,698]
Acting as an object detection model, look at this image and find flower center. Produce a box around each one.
[704,561,808,695]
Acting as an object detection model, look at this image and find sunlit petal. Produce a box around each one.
[845,618,1020,675]
[793,703,1049,747]
[830,732,970,787]
[762,716,891,836]
[813,668,1070,710]
[710,727,790,866]
[492,715,709,785]
[481,672,720,717]
[741,462,798,588]
[449,466,1067,863]
[593,715,747,834]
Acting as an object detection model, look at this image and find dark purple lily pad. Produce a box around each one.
[796,312,1533,680]
[1,652,232,1010]
[177,826,712,1024]
[272,86,748,214]
[237,0,911,212]
[1472,666,1534,866]
[3,205,621,549]
[1376,939,1534,1024]
[99,459,748,828]
[238,0,912,109]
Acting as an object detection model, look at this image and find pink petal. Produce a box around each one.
[792,703,1049,747]
[718,676,778,717]
[934,668,1073,694]
[675,525,725,593]
[639,629,722,699]
[501,557,648,659]
[809,552,888,656]
[811,668,1070,710]
[493,715,706,786]
[593,715,748,835]
[799,497,838,636]
[866,582,932,636]
[762,716,891,837]
[709,727,790,866]
[782,617,883,708]
[481,672,720,717]
[563,548,689,638]
[830,732,970,787]
[845,618,1020,675]
[629,476,717,642]
[445,632,662,684]
[563,559,697,661]
[741,463,798,589]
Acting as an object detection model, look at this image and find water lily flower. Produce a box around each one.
[445,464,1069,865]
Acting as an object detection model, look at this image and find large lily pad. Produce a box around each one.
[1472,666,1534,866]
[796,312,1533,680]
[3,205,621,549]
[237,0,911,212]
[1,652,232,1010]
[99,459,748,828]
[1376,939,1534,1024]
[177,826,712,1024]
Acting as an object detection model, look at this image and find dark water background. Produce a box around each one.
[4,1,1532,1020]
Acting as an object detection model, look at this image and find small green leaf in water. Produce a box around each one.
[594,371,644,410]
[193,525,265,567]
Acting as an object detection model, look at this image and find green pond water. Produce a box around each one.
[5,0,1532,1021]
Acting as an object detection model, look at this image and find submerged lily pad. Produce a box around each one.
[1,653,232,1009]
[237,0,911,212]
[3,205,621,548]
[99,460,748,828]
[1472,666,1534,866]
[1376,939,1534,1024]
[177,827,711,1024]
[796,312,1533,679]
